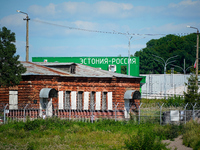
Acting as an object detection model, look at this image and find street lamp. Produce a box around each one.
[124,35,145,76]
[17,10,30,62]
[171,59,193,92]
[187,25,199,86]
[153,55,178,97]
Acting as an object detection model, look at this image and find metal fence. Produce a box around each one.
[0,102,199,125]
[137,102,200,125]
[0,102,126,124]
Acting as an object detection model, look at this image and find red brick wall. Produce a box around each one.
[0,75,141,110]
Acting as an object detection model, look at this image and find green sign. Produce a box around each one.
[32,57,140,77]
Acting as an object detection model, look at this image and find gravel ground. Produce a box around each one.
[162,136,193,150]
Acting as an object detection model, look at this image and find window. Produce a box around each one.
[65,91,71,109]
[9,91,18,109]
[77,91,83,110]
[121,66,127,74]
[109,65,116,72]
[90,92,95,110]
[102,92,107,110]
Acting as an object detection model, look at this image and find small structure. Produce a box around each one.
[0,62,141,119]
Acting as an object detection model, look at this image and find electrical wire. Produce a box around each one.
[32,19,173,36]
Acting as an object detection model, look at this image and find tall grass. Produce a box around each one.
[182,120,200,150]
[0,118,198,149]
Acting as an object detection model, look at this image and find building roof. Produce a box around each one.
[21,61,141,79]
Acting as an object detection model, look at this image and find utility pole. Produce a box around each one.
[187,26,199,86]
[17,10,30,62]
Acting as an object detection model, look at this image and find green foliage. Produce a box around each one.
[141,95,185,107]
[164,96,184,107]
[124,128,169,150]
[135,33,198,74]
[0,26,26,87]
[184,74,200,107]
[182,120,200,150]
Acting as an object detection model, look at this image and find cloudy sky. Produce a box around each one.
[0,0,200,61]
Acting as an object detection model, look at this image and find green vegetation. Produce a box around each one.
[134,33,198,74]
[184,74,200,108]
[182,120,200,150]
[0,26,26,87]
[0,118,199,150]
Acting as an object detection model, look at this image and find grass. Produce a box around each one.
[0,118,161,149]
[0,117,199,150]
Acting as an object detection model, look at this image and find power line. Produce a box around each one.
[32,19,173,36]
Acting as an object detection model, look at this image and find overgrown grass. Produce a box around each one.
[141,95,185,106]
[0,118,199,149]
[182,120,200,150]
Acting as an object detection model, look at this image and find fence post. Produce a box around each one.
[24,104,29,122]
[69,106,71,120]
[138,103,142,124]
[114,103,119,122]
[4,104,8,124]
[160,103,164,125]
[184,103,188,124]
[192,103,197,121]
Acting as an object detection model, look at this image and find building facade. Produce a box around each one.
[0,62,142,119]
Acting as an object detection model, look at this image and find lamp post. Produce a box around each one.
[171,59,193,92]
[127,36,132,76]
[153,55,178,98]
[124,35,145,76]
[17,10,30,62]
[187,26,199,86]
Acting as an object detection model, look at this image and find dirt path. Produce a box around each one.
[162,136,193,150]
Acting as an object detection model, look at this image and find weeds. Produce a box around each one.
[182,120,200,150]
[0,118,198,149]
[124,128,169,150]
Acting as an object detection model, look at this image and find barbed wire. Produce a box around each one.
[32,19,191,36]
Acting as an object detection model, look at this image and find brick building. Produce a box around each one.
[0,62,141,119]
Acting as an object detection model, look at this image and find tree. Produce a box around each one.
[0,27,26,87]
[184,74,200,107]
[134,34,198,74]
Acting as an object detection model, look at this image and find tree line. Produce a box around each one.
[134,33,198,74]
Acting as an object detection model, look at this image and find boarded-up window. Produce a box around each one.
[96,92,101,110]
[90,92,95,110]
[58,91,63,109]
[84,92,89,110]
[65,91,71,109]
[107,92,113,110]
[77,91,83,110]
[71,91,76,109]
[102,92,107,110]
[9,91,18,109]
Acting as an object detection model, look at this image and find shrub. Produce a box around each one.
[182,121,200,149]
[124,128,169,150]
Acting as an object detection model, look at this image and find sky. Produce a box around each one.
[0,0,200,61]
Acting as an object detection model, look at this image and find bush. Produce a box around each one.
[182,121,200,149]
[124,128,169,150]
[153,124,181,140]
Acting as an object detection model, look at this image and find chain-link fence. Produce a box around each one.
[0,102,199,124]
